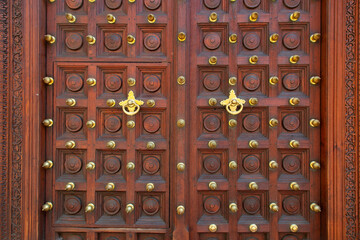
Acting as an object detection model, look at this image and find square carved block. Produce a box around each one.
[137,0,168,13]
[137,233,165,240]
[198,23,228,55]
[97,109,126,140]
[136,65,169,98]
[135,192,168,227]
[98,233,126,240]
[200,0,228,12]
[55,64,88,98]
[197,192,229,225]
[198,110,228,140]
[278,65,309,96]
[95,150,126,183]
[238,149,269,180]
[95,192,126,226]
[237,191,269,224]
[278,149,310,182]
[56,232,87,240]
[136,25,167,57]
[96,24,127,57]
[278,107,309,138]
[239,0,269,12]
[96,66,128,99]
[96,0,128,14]
[279,23,309,54]
[57,108,87,140]
[137,111,166,140]
[54,191,86,225]
[57,24,88,57]
[280,0,310,12]
[198,66,228,97]
[278,191,310,223]
[238,108,269,139]
[135,151,167,182]
[56,149,86,182]
[198,150,229,181]
[238,23,269,55]
[238,65,269,97]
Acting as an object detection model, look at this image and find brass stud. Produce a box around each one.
[269,203,279,212]
[177,76,185,85]
[310,203,321,212]
[126,203,134,213]
[107,13,116,23]
[66,98,76,106]
[310,119,320,127]
[249,140,259,148]
[48,0,55,2]
[310,76,321,85]
[44,34,56,44]
[146,183,155,192]
[178,32,186,42]
[42,119,53,127]
[86,162,95,170]
[229,203,238,213]
[290,11,300,22]
[209,224,217,233]
[209,56,217,65]
[65,182,75,191]
[43,76,54,85]
[289,55,300,64]
[249,97,258,106]
[86,120,96,128]
[249,182,258,191]
[289,97,300,106]
[269,76,279,85]
[147,13,156,23]
[127,35,136,44]
[89,0,95,2]
[289,140,300,148]
[86,78,96,86]
[209,12,218,22]
[249,12,258,22]
[290,224,299,233]
[229,33,238,43]
[269,160,278,169]
[146,141,155,150]
[127,77,136,86]
[106,99,116,107]
[208,140,217,149]
[65,140,76,149]
[249,55,258,64]
[229,160,238,170]
[177,162,185,171]
[269,33,279,43]
[106,141,116,149]
[65,13,76,23]
[42,202,53,211]
[290,182,300,191]
[229,119,237,127]
[85,203,95,213]
[208,181,217,190]
[310,161,321,170]
[310,33,321,43]
[126,162,135,171]
[208,98,217,106]
[249,224,258,233]
[42,160,54,169]
[177,205,185,215]
[229,77,237,85]
[127,120,135,128]
[269,118,279,127]
[86,35,96,44]
[177,119,185,128]
[147,99,155,107]
[105,182,115,191]
[128,0,135,2]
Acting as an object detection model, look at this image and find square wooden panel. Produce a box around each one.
[278,65,309,96]
[136,25,167,57]
[135,192,168,227]
[96,109,126,141]
[96,0,128,14]
[57,24,88,57]
[278,149,310,182]
[238,65,269,97]
[136,111,166,140]
[136,65,168,99]
[95,192,126,226]
[278,191,310,223]
[238,23,269,55]
[197,192,229,225]
[135,151,167,182]
[198,110,228,140]
[199,233,227,240]
[55,64,88,99]
[198,66,228,98]
[198,150,229,181]
[55,149,87,182]
[238,0,269,12]
[98,233,126,240]
[238,107,269,139]
[57,108,87,140]
[278,107,309,138]
[96,66,128,99]
[238,149,269,180]
[237,191,269,223]
[279,0,310,12]
[279,23,309,55]
[136,0,168,13]
[137,234,165,240]
[56,232,87,240]
[54,191,86,225]
[96,24,127,57]
[95,150,126,183]
[198,23,229,55]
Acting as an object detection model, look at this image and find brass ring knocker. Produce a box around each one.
[119,91,144,116]
[220,90,246,115]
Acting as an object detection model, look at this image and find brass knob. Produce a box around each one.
[249,182,258,191]
[209,12,218,22]
[85,203,95,213]
[65,13,76,23]
[310,76,321,85]
[105,182,115,191]
[66,98,76,106]
[177,119,185,128]
[147,99,155,107]
[249,55,258,64]
[209,56,217,65]
[126,162,135,171]
[269,203,279,212]
[86,120,96,128]
[107,13,116,23]
[146,183,155,192]
[86,78,96,86]
[269,33,279,43]
[289,55,300,64]
[269,118,278,127]
[229,119,237,127]
[48,0,55,2]
[229,33,238,43]
[127,120,135,129]
[43,76,54,85]
[42,202,53,211]
[126,203,134,213]
[310,119,320,127]
[177,76,185,85]
[249,97,258,106]
[86,162,95,170]
[290,224,299,233]
[290,182,300,191]
[208,140,217,149]
[147,13,156,23]
[269,76,279,85]
[208,98,217,106]
[86,35,96,45]
[42,160,53,169]
[106,141,116,149]
[65,182,75,191]
[290,11,300,22]
[269,160,278,169]
[127,77,136,86]
[146,141,155,150]
[310,161,321,170]
[310,203,321,212]
[209,224,217,232]
[229,160,238,170]
[310,33,321,43]
[129,0,135,2]
[89,0,95,2]
[249,140,259,148]
[289,140,300,148]
[249,12,258,22]
[44,34,56,44]
[289,97,300,106]
[208,181,217,190]
[229,203,238,213]
[177,162,185,171]
[127,34,136,44]
[65,140,76,149]
[229,77,237,85]
[106,99,116,107]
[42,119,53,127]
[249,224,258,233]
[178,32,186,42]
[177,205,185,215]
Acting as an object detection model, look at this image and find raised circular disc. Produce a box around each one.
[243,196,261,215]
[66,114,83,132]
[143,156,160,175]
[242,114,260,132]
[104,156,121,174]
[243,33,261,50]
[203,73,221,91]
[144,34,161,51]
[282,73,300,91]
[243,0,261,8]
[203,33,221,50]
[243,73,261,91]
[144,0,162,10]
[203,155,221,174]
[283,0,300,9]
[203,0,221,9]
[283,32,301,50]
[65,33,83,51]
[282,114,300,131]
[243,155,260,173]
[104,115,122,133]
[103,196,121,215]
[104,33,122,51]
[203,114,221,132]
[143,116,161,133]
[105,0,122,10]
[66,235,83,240]
[106,237,121,240]
[66,73,84,92]
[282,155,301,173]
[142,197,160,215]
[64,195,82,215]
[64,155,82,174]
[105,74,122,92]
[203,196,221,214]
[143,75,161,92]
[66,0,83,9]
[282,196,300,215]
[282,235,299,240]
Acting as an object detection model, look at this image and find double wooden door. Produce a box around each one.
[43,0,321,239]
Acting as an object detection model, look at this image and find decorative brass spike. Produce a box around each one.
[42,160,53,169]
[249,12,258,22]
[43,77,54,85]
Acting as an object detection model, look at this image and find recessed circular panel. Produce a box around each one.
[66,73,84,92]
[283,32,301,50]
[203,196,221,214]
[203,33,221,50]
[203,114,221,132]
[283,196,300,215]
[64,155,82,174]
[104,115,122,133]
[203,73,221,91]
[243,114,260,132]
[66,114,83,132]
[243,155,260,173]
[203,155,221,174]
[64,195,82,215]
[283,0,300,8]
[282,114,300,132]
[65,33,83,51]
[144,34,161,51]
[66,0,83,9]
[282,155,301,173]
[104,196,121,215]
[142,197,160,216]
[105,33,122,51]
[243,33,260,50]
[243,0,261,8]
[143,156,160,175]
[105,0,122,9]
[243,196,260,215]
[282,73,300,91]
[104,156,121,174]
[105,74,122,92]
[243,73,261,91]
[143,75,161,92]
[144,0,162,10]
[143,116,161,133]
[203,0,221,9]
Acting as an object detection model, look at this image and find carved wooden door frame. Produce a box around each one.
[0,0,357,239]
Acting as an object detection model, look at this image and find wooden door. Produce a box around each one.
[42,0,321,239]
